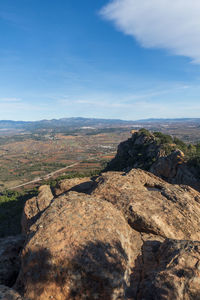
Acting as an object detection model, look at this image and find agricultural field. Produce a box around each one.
[0,120,200,191]
[0,129,131,190]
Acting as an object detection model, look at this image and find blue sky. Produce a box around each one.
[0,0,200,121]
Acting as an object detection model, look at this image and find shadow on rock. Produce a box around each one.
[16,240,131,299]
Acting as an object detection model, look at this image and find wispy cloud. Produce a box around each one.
[0,97,22,102]
[100,0,200,63]
[57,84,190,106]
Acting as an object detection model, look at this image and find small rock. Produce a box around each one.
[21,185,53,234]
[54,177,96,196]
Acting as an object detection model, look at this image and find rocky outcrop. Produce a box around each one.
[2,160,200,299]
[54,177,96,196]
[0,235,25,287]
[92,169,200,240]
[21,185,53,234]
[0,285,24,300]
[105,129,200,191]
[105,129,162,172]
[16,192,143,300]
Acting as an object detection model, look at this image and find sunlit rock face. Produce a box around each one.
[17,192,143,300]
[92,169,200,241]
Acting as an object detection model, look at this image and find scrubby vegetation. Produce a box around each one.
[0,188,38,237]
[153,130,200,164]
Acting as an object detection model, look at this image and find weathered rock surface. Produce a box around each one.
[54,177,95,196]
[105,130,200,191]
[21,185,53,234]
[16,192,143,300]
[92,169,200,240]
[14,160,200,299]
[150,150,199,188]
[0,235,25,287]
[137,239,200,300]
[0,285,23,300]
[150,149,185,179]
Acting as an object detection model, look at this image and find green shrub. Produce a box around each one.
[173,137,188,152]
[154,132,173,144]
[0,189,38,237]
[138,128,152,137]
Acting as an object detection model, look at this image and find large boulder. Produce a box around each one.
[92,169,200,240]
[16,192,143,300]
[0,235,25,287]
[0,285,23,299]
[21,185,53,234]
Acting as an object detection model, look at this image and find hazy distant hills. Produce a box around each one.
[0,117,200,135]
[0,117,200,131]
[0,117,133,130]
[136,118,200,123]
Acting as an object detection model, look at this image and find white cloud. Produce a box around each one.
[100,0,200,63]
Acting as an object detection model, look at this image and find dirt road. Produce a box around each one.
[9,162,79,190]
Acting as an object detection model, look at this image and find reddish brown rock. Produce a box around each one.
[92,169,200,240]
[0,285,23,299]
[150,150,199,189]
[16,192,142,300]
[54,177,95,196]
[150,150,185,179]
[16,165,200,299]
[21,185,53,234]
[138,239,200,300]
[0,235,25,287]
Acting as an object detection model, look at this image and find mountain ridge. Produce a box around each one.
[1,117,200,130]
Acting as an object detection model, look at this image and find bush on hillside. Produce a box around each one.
[154,132,173,144]
[0,189,38,237]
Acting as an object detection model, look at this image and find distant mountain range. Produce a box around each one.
[0,117,134,130]
[0,117,200,131]
[136,118,200,123]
